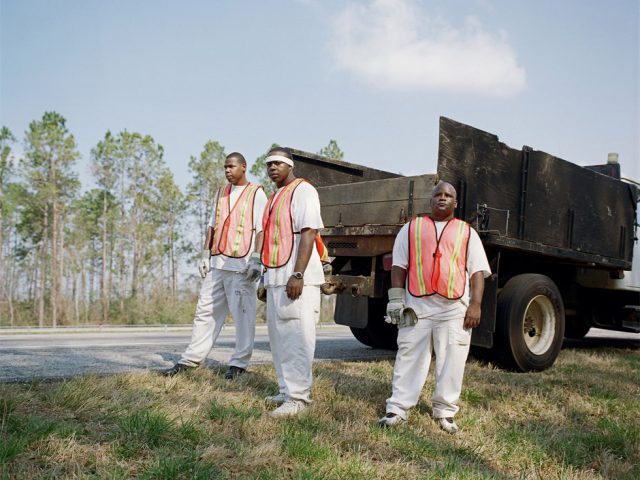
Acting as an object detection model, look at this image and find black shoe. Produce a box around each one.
[224,366,246,380]
[160,363,196,377]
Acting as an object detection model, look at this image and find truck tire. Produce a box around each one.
[495,274,565,372]
[350,297,398,350]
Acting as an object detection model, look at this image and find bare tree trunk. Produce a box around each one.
[38,204,49,327]
[101,190,108,323]
[51,196,59,328]
[81,260,87,324]
[73,273,79,324]
[59,210,65,324]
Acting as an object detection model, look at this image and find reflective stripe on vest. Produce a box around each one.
[211,183,261,258]
[407,216,471,299]
[261,178,327,268]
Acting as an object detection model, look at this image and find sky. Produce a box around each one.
[1,0,639,190]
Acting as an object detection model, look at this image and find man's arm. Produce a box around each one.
[286,227,317,300]
[464,271,485,329]
[391,266,407,289]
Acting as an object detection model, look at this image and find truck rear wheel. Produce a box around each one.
[495,274,565,371]
[349,297,398,350]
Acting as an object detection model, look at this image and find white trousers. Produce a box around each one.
[266,285,320,404]
[386,315,471,419]
[180,269,257,369]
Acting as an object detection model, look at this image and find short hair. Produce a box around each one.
[226,152,246,165]
[267,147,292,159]
[432,180,456,197]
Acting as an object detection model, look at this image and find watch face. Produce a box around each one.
[293,272,303,279]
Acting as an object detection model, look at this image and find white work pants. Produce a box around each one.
[386,315,471,419]
[180,269,257,369]
[266,285,320,404]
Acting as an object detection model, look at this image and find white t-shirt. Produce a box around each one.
[392,219,491,320]
[208,184,268,272]
[263,181,325,287]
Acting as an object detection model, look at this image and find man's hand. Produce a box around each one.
[198,254,210,279]
[243,252,263,282]
[286,276,303,300]
[385,288,406,325]
[463,302,481,329]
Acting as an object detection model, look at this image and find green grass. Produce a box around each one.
[0,346,638,479]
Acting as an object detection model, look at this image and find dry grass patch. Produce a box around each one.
[1,345,638,479]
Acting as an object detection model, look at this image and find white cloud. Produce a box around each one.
[329,0,526,96]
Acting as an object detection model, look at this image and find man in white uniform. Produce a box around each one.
[379,181,491,433]
[162,152,268,379]
[260,147,325,418]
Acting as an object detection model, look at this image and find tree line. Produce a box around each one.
[0,112,343,327]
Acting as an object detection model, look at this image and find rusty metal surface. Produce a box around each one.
[321,229,398,257]
[321,274,375,297]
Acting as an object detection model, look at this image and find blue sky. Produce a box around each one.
[1,0,638,189]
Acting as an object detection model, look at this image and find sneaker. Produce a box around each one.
[269,400,307,418]
[264,393,286,406]
[438,417,459,434]
[224,366,246,380]
[378,413,406,427]
[160,363,196,377]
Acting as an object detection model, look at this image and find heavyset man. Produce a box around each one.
[162,152,268,379]
[261,147,325,418]
[378,181,490,434]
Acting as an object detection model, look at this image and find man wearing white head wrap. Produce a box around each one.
[261,147,325,418]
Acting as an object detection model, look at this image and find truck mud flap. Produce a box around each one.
[334,294,368,329]
[471,273,498,348]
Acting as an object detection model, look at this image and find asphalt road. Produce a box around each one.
[0,325,637,383]
[0,324,397,383]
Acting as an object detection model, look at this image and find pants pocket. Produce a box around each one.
[276,291,302,320]
[449,323,471,346]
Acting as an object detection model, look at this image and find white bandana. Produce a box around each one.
[265,154,294,167]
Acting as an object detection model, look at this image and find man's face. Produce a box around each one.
[266,160,292,186]
[430,183,457,220]
[224,158,246,185]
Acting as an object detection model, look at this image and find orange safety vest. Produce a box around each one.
[261,178,328,268]
[407,216,471,299]
[211,183,262,258]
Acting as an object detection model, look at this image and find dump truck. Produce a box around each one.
[289,117,639,372]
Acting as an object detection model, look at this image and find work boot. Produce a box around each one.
[160,363,196,377]
[224,365,246,380]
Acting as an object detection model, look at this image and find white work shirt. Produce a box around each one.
[392,219,491,320]
[208,184,268,272]
[263,181,325,287]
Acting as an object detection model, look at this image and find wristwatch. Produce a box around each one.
[291,271,304,280]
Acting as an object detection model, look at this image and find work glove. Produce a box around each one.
[385,288,405,325]
[198,252,211,279]
[385,288,418,328]
[243,252,263,282]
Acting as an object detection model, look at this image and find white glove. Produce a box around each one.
[243,252,263,282]
[385,288,405,325]
[385,288,418,328]
[198,253,210,279]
